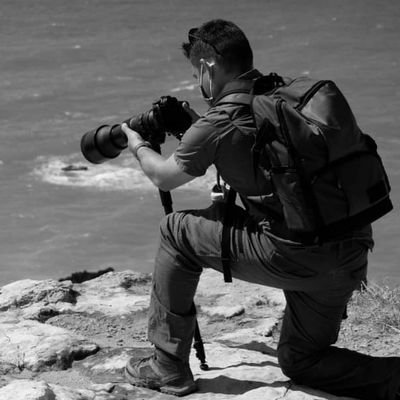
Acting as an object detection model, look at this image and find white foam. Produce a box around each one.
[170,81,197,93]
[32,154,217,192]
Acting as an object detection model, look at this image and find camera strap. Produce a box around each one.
[153,144,208,371]
[221,187,237,283]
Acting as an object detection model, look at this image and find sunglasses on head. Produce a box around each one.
[188,27,222,56]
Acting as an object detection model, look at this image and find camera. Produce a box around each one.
[80,96,192,164]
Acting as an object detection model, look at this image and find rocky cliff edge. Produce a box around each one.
[0,269,365,400]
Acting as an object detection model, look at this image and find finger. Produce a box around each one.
[121,123,141,139]
[121,123,131,133]
[182,102,200,121]
[182,102,194,113]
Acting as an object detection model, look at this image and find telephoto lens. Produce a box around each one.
[80,96,192,164]
[80,124,128,164]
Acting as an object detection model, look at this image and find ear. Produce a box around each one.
[200,58,215,71]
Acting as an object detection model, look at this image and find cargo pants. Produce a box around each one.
[147,203,400,400]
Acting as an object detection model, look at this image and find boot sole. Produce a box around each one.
[124,367,197,397]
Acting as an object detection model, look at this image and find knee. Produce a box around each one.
[277,344,311,382]
[277,344,296,378]
[159,212,186,250]
[159,212,180,240]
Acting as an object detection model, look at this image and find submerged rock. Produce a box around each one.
[61,164,89,172]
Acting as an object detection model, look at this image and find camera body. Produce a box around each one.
[81,96,192,164]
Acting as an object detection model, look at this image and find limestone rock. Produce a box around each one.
[201,304,245,318]
[74,341,348,399]
[0,271,152,321]
[72,270,151,316]
[50,384,96,400]
[88,383,115,393]
[0,379,97,400]
[0,316,99,372]
[254,317,279,336]
[74,338,354,400]
[196,269,286,312]
[187,342,353,400]
[74,346,153,383]
[0,269,358,400]
[0,380,54,400]
[0,279,76,312]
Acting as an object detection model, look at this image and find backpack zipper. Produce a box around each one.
[295,80,331,111]
[275,99,297,167]
[275,98,324,228]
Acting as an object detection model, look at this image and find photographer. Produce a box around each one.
[122,20,400,399]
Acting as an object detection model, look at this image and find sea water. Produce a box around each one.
[0,0,399,286]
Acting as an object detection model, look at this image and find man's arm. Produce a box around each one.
[121,123,195,192]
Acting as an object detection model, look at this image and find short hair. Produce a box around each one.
[182,19,253,73]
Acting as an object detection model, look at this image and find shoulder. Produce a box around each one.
[181,101,252,145]
[182,115,218,145]
[201,104,236,126]
[183,107,232,140]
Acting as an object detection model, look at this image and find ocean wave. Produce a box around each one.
[170,80,197,93]
[32,154,217,191]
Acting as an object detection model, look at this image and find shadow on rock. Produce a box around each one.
[196,375,289,395]
[204,359,280,372]
[217,339,278,357]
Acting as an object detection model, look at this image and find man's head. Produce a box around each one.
[182,19,254,103]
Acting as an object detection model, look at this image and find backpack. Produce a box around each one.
[215,73,393,243]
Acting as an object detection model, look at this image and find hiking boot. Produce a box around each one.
[125,348,197,397]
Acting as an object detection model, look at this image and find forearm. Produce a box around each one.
[122,123,195,191]
[132,145,168,189]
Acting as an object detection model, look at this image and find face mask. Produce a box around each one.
[198,60,215,104]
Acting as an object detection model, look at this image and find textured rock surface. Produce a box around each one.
[0,270,152,320]
[0,314,99,372]
[0,379,104,400]
[72,270,151,316]
[0,279,76,312]
[0,269,360,400]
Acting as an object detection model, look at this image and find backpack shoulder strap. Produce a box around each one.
[214,73,287,284]
[214,80,254,107]
[214,73,287,107]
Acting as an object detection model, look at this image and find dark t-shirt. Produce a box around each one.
[174,77,282,221]
[174,72,374,246]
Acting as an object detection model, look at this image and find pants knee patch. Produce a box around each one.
[148,289,196,360]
